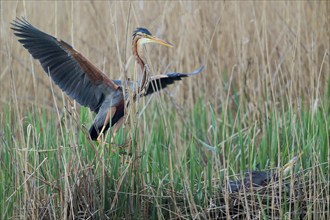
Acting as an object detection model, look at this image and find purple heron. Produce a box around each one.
[12,18,204,140]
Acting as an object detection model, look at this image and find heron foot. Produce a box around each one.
[97,134,103,143]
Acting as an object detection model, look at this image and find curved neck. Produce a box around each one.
[133,38,148,91]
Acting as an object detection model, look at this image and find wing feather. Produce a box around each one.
[12,17,119,112]
[144,66,204,96]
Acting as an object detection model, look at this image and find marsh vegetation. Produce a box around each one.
[0,1,329,219]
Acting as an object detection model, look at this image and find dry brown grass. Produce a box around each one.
[1,1,329,113]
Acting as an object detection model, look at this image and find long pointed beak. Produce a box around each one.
[147,36,174,48]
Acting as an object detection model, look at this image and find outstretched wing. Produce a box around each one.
[11,18,119,113]
[144,66,204,96]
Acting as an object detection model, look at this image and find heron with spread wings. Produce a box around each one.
[12,18,204,141]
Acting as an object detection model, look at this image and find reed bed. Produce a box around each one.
[0,1,329,219]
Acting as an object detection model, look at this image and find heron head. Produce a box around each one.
[132,27,173,48]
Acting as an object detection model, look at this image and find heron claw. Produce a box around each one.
[97,134,103,143]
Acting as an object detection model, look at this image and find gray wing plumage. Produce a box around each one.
[144,66,204,96]
[11,18,119,113]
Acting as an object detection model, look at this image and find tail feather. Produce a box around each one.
[89,106,124,140]
[89,123,110,140]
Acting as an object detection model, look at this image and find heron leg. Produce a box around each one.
[112,117,125,134]
[109,116,129,162]
[107,116,124,148]
[97,107,115,142]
